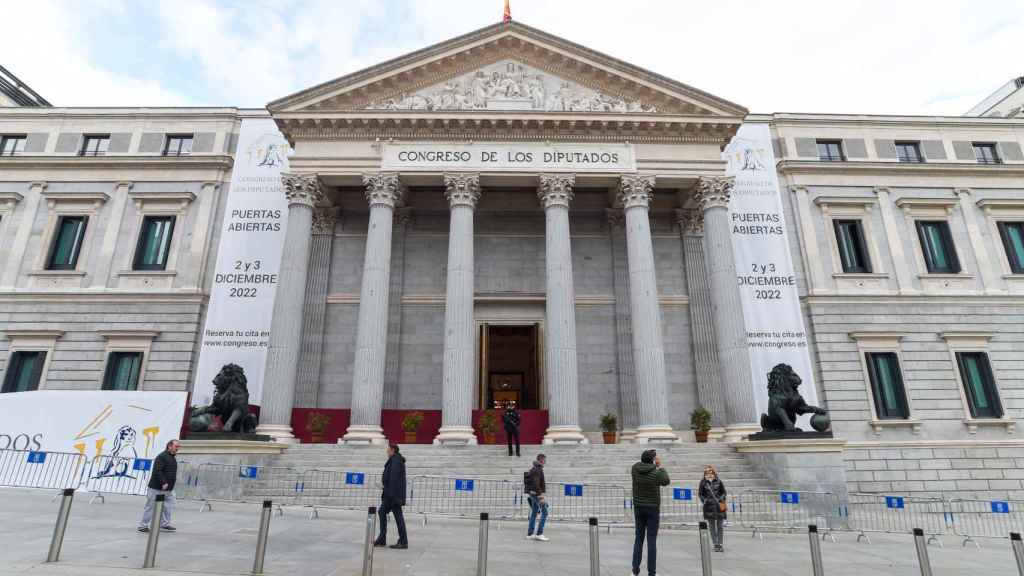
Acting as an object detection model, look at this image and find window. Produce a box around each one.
[865,352,910,419]
[816,140,844,161]
[102,352,143,391]
[956,352,1003,418]
[833,219,872,273]
[80,135,110,156]
[973,142,1001,164]
[997,221,1024,274]
[0,135,26,156]
[133,216,175,270]
[46,216,88,270]
[163,134,193,156]
[895,141,924,163]
[1,351,46,393]
[915,220,960,273]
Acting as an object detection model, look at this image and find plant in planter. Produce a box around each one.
[401,411,424,443]
[306,411,332,443]
[690,407,712,443]
[478,411,498,444]
[599,413,618,444]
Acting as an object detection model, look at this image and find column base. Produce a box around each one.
[339,424,388,445]
[619,429,638,444]
[723,423,760,443]
[707,427,728,443]
[542,425,589,445]
[253,424,300,445]
[633,425,679,444]
[433,426,478,446]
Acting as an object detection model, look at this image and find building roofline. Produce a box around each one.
[0,64,51,107]
[753,111,1024,127]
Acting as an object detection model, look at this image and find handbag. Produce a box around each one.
[718,500,727,513]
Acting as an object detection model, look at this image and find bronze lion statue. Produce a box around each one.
[759,363,829,432]
[190,363,258,433]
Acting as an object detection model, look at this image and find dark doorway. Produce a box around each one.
[480,324,541,410]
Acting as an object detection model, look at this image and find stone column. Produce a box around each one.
[696,176,757,439]
[256,173,324,443]
[434,173,481,445]
[342,173,405,445]
[607,209,639,442]
[538,174,587,444]
[295,206,337,408]
[676,209,726,428]
[617,175,678,443]
[384,208,413,408]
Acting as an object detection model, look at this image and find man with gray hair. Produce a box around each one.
[138,439,179,533]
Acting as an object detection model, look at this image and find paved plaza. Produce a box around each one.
[0,487,1017,575]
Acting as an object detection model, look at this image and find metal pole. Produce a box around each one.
[476,512,489,576]
[1011,532,1024,576]
[913,528,933,576]
[808,525,824,576]
[362,506,377,576]
[698,521,713,576]
[252,500,273,575]
[142,494,165,569]
[588,517,600,576]
[46,488,75,563]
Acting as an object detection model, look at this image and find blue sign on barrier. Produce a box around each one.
[673,488,692,501]
[345,472,365,485]
[885,496,905,509]
[780,491,799,504]
[239,466,258,479]
[26,451,47,464]
[992,501,1011,514]
[133,459,152,472]
[564,484,584,497]
[455,479,474,492]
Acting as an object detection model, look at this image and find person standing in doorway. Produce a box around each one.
[374,443,408,549]
[503,401,521,457]
[699,465,727,552]
[138,439,179,533]
[525,453,548,541]
[630,449,669,576]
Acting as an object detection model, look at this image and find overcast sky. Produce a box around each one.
[6,0,1021,115]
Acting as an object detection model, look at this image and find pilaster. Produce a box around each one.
[91,181,133,289]
[384,208,413,408]
[607,209,638,442]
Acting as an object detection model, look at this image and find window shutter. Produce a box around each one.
[843,139,868,159]
[920,140,947,160]
[997,141,1024,162]
[794,138,817,158]
[138,133,165,153]
[771,138,788,158]
[24,133,49,153]
[107,133,132,153]
[951,141,975,160]
[54,133,80,153]
[873,139,897,159]
[191,133,216,153]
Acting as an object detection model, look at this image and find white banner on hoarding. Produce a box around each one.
[192,118,291,406]
[0,390,187,458]
[724,122,818,427]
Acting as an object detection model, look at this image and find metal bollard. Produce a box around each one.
[46,488,75,563]
[698,521,713,576]
[362,506,377,576]
[913,528,933,576]
[588,517,600,576]
[1011,533,1024,576]
[477,512,489,576]
[142,494,165,568]
[808,525,824,576]
[251,500,273,575]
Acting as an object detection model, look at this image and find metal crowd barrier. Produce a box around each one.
[546,482,629,524]
[734,490,843,540]
[298,469,381,519]
[659,486,704,526]
[187,464,303,513]
[845,493,949,545]
[0,449,88,490]
[947,498,1024,547]
[83,455,154,502]
[412,476,521,522]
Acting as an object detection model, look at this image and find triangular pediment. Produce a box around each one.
[270,22,746,118]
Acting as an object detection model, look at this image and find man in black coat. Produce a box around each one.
[374,443,408,549]
[138,439,179,532]
[503,402,521,457]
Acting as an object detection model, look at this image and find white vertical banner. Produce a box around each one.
[724,122,818,428]
[192,118,291,406]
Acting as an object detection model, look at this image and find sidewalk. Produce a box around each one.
[0,487,1016,575]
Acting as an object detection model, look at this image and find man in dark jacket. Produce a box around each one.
[630,449,670,576]
[374,443,408,549]
[525,453,548,541]
[503,402,521,457]
[138,439,179,532]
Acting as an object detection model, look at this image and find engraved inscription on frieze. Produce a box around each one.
[366,60,658,113]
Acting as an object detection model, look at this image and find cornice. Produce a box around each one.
[768,112,1024,129]
[0,108,244,121]
[777,159,1024,177]
[0,155,235,171]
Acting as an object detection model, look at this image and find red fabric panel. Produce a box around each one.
[381,409,443,444]
[472,409,548,445]
[290,408,351,444]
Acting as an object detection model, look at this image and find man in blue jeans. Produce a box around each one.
[525,453,549,541]
[630,449,669,576]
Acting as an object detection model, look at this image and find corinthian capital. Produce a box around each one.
[537,174,575,209]
[695,176,734,211]
[443,173,481,209]
[363,172,405,208]
[675,208,704,236]
[282,173,325,208]
[617,174,656,209]
[312,206,339,235]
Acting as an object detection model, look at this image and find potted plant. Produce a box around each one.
[479,411,498,444]
[401,411,424,444]
[690,407,712,443]
[306,411,332,443]
[599,413,618,444]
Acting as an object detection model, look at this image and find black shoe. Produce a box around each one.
[137,526,149,533]
[373,540,386,548]
[390,542,408,549]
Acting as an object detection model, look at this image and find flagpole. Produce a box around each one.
[503,0,511,23]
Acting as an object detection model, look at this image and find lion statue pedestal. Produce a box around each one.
[749,363,833,441]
